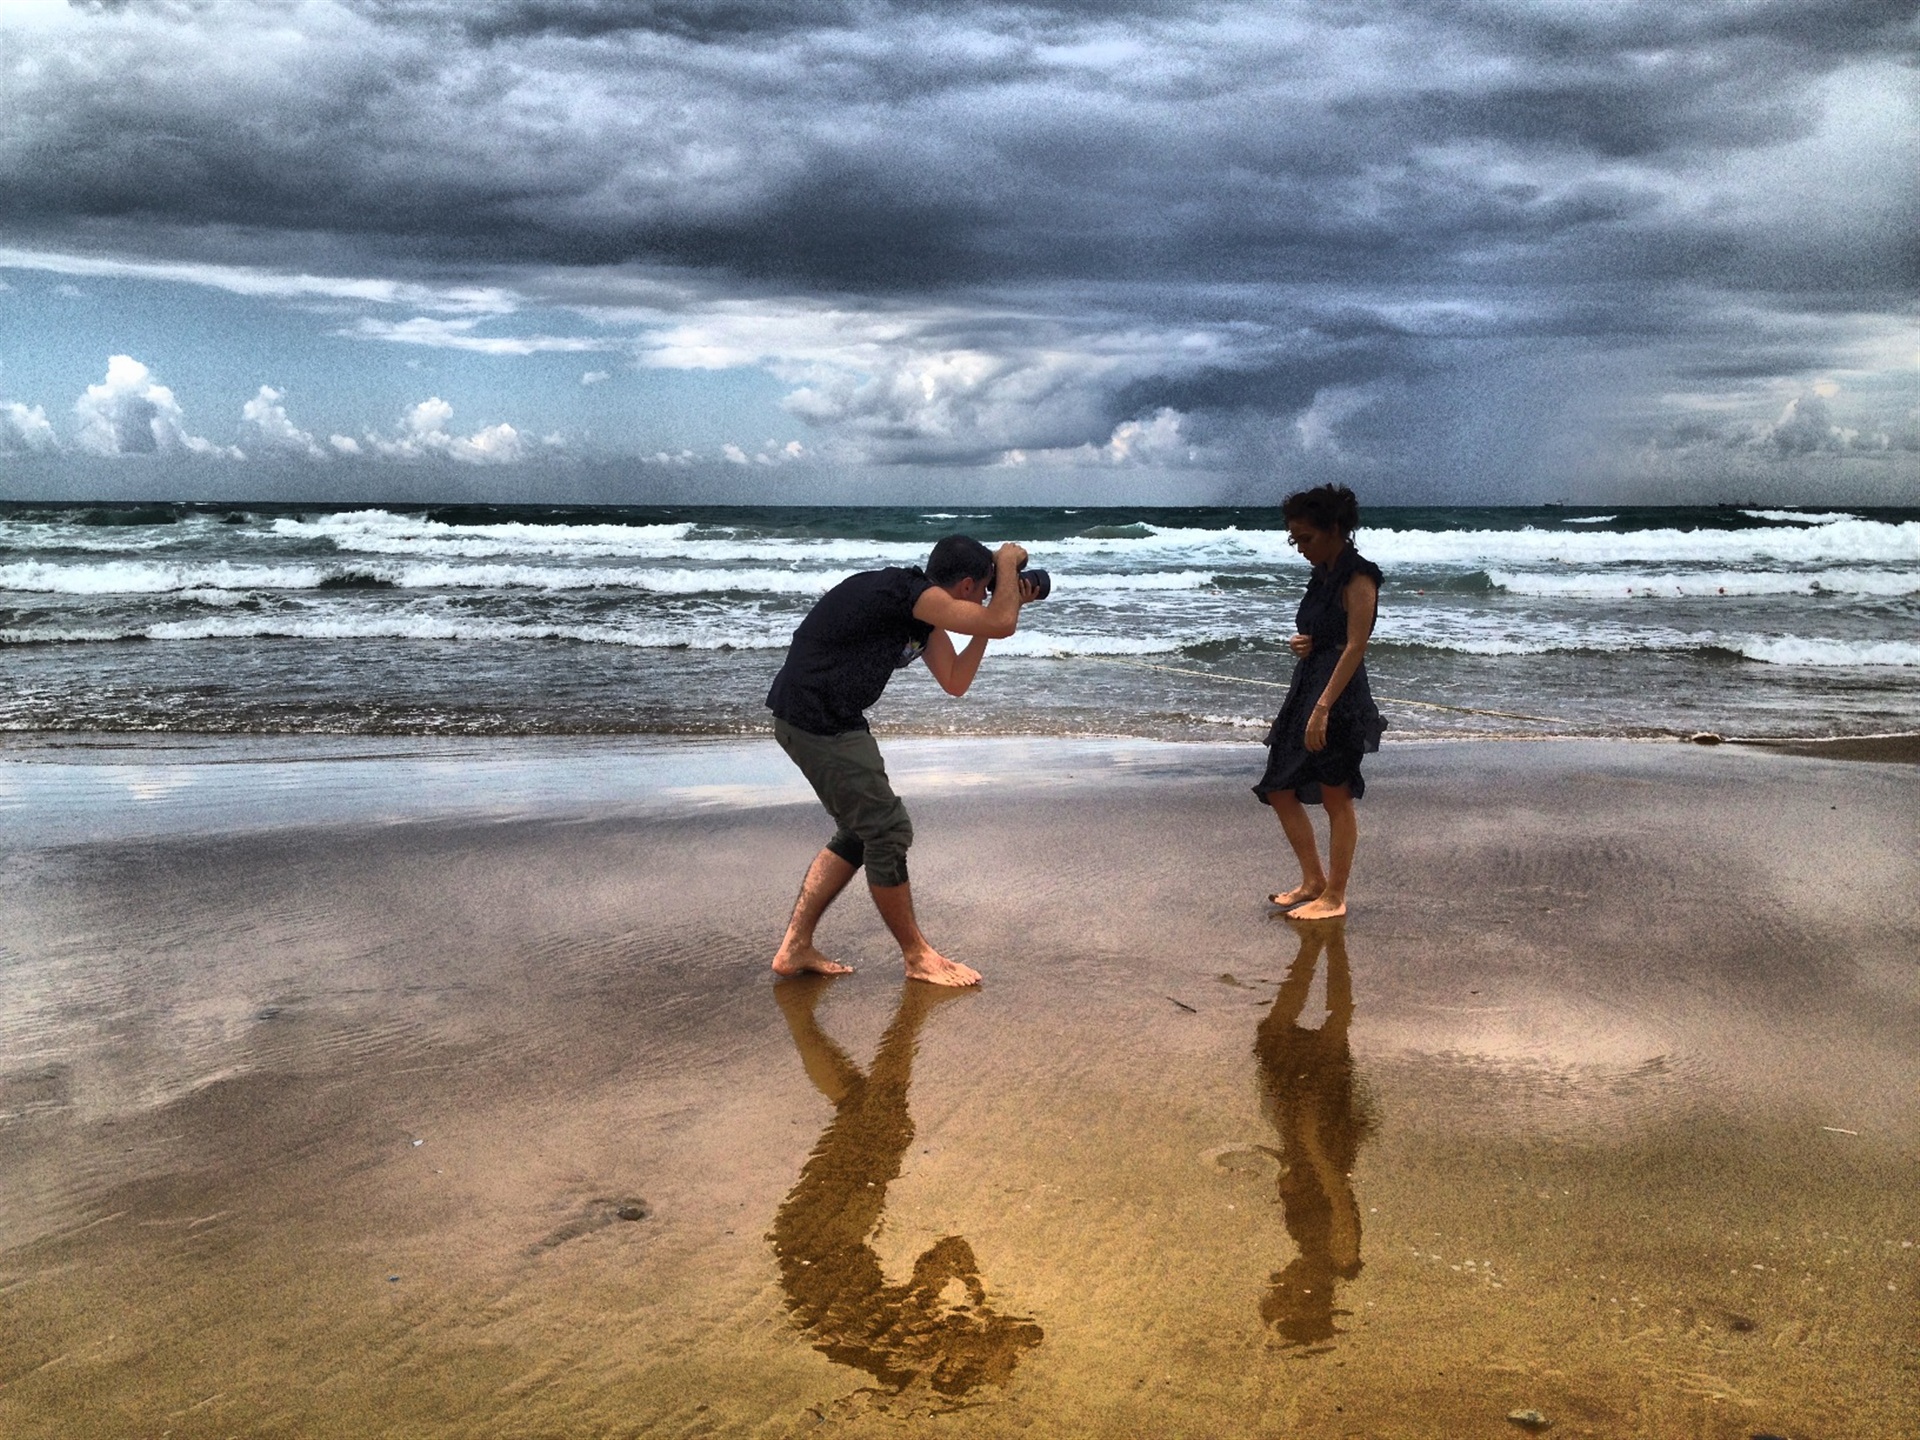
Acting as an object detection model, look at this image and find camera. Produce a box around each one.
[989,562,1051,601]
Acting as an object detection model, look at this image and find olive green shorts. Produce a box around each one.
[773,717,915,887]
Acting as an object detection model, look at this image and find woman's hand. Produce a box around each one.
[1305,704,1329,752]
[1288,633,1313,658]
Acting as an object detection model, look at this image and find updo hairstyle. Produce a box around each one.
[1280,484,1360,537]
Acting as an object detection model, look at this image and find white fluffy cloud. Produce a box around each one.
[722,439,807,466]
[345,316,610,355]
[240,385,327,459]
[0,400,58,453]
[346,397,528,464]
[73,355,242,459]
[1654,385,1918,459]
[1001,408,1200,469]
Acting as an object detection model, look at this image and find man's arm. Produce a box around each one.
[910,543,1028,638]
[920,628,989,697]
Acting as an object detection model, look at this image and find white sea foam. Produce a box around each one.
[0,560,332,594]
[1559,514,1618,524]
[9,604,1913,669]
[977,631,1193,658]
[1031,519,1920,571]
[134,613,795,649]
[0,558,1223,597]
[1489,568,1920,599]
[274,510,929,564]
[1734,637,1920,667]
[255,507,1920,573]
[1321,520,1920,569]
[1740,510,1862,525]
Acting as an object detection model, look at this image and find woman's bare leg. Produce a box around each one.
[1289,785,1354,919]
[1266,790,1326,905]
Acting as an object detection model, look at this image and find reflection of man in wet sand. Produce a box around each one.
[1255,919,1375,1347]
[770,978,1044,1400]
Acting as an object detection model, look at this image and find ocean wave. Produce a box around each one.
[977,631,1190,657]
[1733,637,1920,667]
[6,611,1915,669]
[89,507,1898,575]
[1740,509,1862,525]
[1013,519,1920,572]
[1487,568,1920,599]
[1264,520,1920,569]
[0,611,1204,657]
[271,509,946,566]
[1372,629,1920,666]
[0,560,334,594]
[0,557,1224,597]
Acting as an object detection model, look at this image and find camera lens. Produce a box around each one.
[989,564,1050,600]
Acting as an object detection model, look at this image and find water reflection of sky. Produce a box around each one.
[0,735,1241,848]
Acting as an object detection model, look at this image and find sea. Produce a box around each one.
[2,502,1917,744]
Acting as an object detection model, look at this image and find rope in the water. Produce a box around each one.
[1085,654,1575,726]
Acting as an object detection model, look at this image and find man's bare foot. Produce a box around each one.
[1286,895,1347,921]
[903,948,981,987]
[1268,883,1324,907]
[771,943,855,977]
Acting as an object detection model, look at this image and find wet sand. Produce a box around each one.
[1,736,1915,1438]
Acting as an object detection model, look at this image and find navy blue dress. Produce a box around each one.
[1253,546,1386,806]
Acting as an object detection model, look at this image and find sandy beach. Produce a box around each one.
[1,735,1915,1438]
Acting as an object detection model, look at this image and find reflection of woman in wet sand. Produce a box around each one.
[1255,919,1375,1348]
[771,979,1043,1400]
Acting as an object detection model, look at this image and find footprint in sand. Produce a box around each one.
[532,1195,651,1253]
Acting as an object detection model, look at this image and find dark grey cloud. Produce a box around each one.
[9,0,1916,493]
[16,0,1910,286]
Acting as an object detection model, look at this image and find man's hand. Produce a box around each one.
[913,542,1030,638]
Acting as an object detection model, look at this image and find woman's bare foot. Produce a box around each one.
[1268,883,1324,907]
[771,943,855,977]
[904,947,982,987]
[1286,894,1347,921]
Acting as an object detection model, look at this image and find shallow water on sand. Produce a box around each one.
[0,739,1915,1437]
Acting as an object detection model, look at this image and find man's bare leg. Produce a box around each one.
[868,880,981,987]
[772,848,860,976]
[1266,790,1327,907]
[1289,785,1354,920]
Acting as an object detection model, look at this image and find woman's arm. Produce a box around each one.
[1304,574,1378,752]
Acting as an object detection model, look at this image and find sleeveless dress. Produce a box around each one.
[1252,545,1387,806]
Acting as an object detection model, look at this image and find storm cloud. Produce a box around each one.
[1,0,1914,497]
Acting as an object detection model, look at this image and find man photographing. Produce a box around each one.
[766,535,1039,986]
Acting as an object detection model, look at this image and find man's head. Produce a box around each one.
[927,535,995,599]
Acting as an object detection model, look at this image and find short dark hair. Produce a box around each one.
[927,534,994,587]
[1281,484,1360,537]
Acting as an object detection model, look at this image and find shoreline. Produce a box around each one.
[3,732,1915,1437]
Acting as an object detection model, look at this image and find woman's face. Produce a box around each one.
[1286,519,1345,567]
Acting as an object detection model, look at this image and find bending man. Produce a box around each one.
[766,535,1035,986]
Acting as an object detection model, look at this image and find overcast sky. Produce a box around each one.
[1,0,1915,504]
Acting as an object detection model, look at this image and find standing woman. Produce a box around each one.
[1254,485,1385,921]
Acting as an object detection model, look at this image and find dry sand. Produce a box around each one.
[1,736,1915,1439]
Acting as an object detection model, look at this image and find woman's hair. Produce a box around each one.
[1281,484,1360,537]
